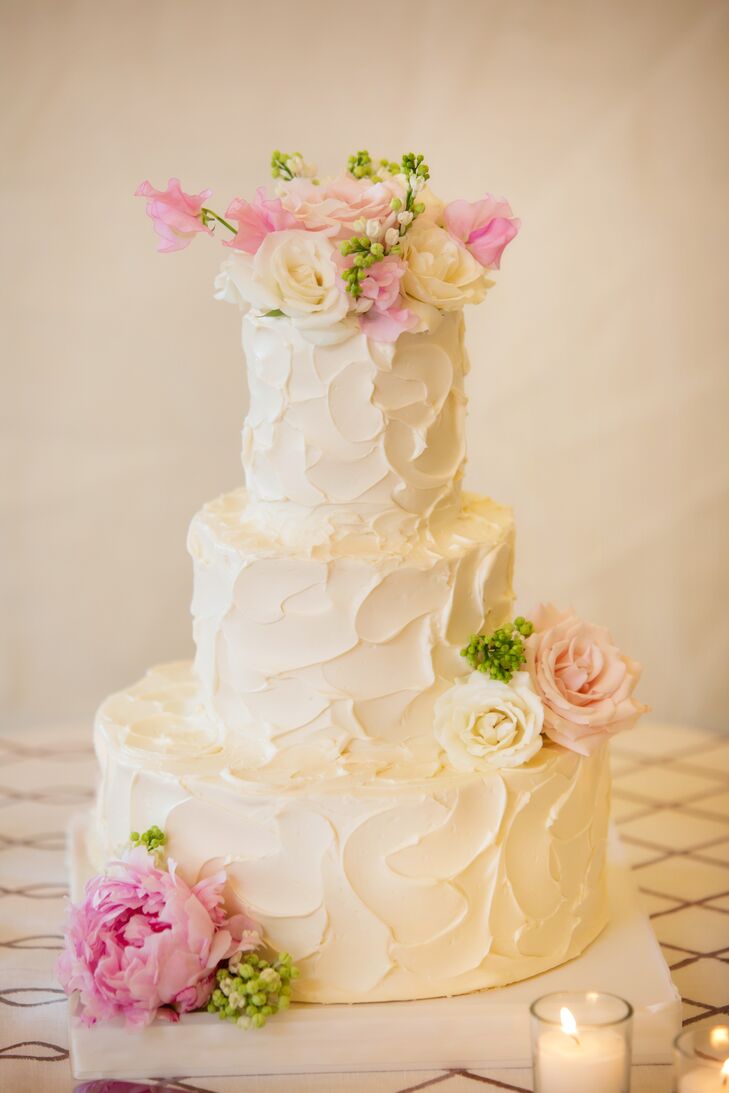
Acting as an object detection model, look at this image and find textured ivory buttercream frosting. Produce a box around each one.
[91,309,610,1003]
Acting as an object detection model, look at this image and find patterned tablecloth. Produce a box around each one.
[1,720,727,1093]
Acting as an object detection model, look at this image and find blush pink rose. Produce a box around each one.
[443,195,520,269]
[358,257,418,342]
[525,604,648,756]
[279,175,404,239]
[224,188,298,254]
[57,847,259,1028]
[134,178,213,253]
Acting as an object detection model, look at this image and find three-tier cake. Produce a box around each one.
[68,151,646,1022]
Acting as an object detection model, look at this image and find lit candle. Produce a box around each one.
[535,1006,627,1093]
[679,1059,729,1092]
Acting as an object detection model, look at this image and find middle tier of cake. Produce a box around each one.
[189,489,514,777]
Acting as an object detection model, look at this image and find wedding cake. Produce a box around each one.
[63,151,646,1025]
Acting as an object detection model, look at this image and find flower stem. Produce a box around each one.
[202,207,237,234]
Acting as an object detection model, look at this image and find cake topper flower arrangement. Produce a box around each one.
[57,826,299,1031]
[434,608,648,773]
[135,149,520,342]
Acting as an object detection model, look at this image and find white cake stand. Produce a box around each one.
[66,814,681,1080]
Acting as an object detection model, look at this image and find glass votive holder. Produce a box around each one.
[530,990,633,1093]
[674,1023,729,1091]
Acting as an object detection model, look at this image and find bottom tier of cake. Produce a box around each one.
[91,662,611,1004]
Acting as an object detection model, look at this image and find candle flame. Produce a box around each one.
[560,1007,579,1039]
[712,1027,729,1049]
[721,1058,729,1082]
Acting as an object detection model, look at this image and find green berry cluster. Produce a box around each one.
[401,152,430,183]
[400,153,429,222]
[129,825,166,852]
[207,951,299,1030]
[461,617,535,682]
[347,150,400,180]
[339,235,386,297]
[347,150,375,179]
[270,150,300,181]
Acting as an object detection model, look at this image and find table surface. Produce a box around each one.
[1,720,727,1093]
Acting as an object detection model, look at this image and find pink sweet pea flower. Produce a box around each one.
[224,188,298,254]
[57,847,260,1028]
[358,257,418,342]
[525,604,648,756]
[135,178,213,253]
[444,195,520,269]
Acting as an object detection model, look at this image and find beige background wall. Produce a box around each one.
[1,0,728,732]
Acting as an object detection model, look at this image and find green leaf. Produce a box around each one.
[264,309,284,317]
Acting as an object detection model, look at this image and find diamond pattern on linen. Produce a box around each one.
[0,721,727,1091]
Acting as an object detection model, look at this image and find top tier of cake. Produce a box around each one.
[240,309,467,547]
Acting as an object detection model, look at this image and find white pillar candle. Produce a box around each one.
[679,1060,729,1092]
[536,1026,626,1093]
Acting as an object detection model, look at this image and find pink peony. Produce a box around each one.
[279,175,404,239]
[224,187,298,254]
[57,847,259,1028]
[525,604,648,756]
[358,257,418,342]
[443,195,520,269]
[134,178,213,253]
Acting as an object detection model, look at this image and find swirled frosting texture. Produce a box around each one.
[189,489,514,774]
[240,309,468,544]
[93,662,610,1004]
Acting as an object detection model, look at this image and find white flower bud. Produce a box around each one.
[365,219,381,240]
[353,218,366,233]
[384,227,400,248]
[354,297,374,313]
[397,210,414,228]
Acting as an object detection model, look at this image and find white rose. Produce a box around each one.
[416,185,446,224]
[402,221,491,331]
[215,230,350,331]
[434,671,544,772]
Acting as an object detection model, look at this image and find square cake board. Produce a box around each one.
[67,813,681,1080]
